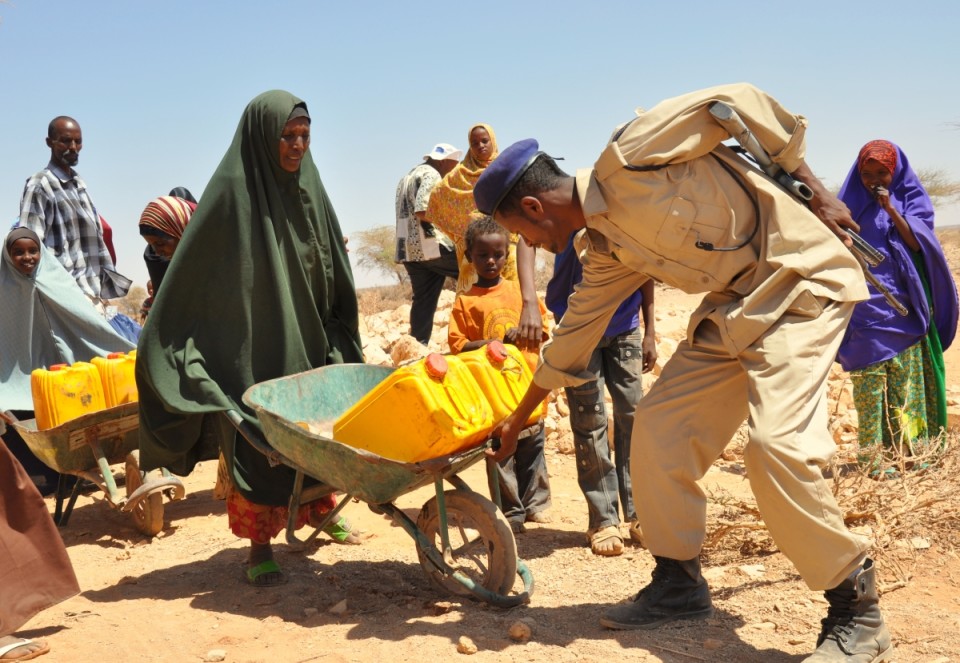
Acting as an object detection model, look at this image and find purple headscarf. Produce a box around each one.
[835,141,958,371]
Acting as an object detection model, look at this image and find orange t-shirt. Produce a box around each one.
[448,279,548,369]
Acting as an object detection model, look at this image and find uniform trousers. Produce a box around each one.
[632,299,869,590]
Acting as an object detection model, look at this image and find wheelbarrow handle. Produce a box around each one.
[224,409,286,466]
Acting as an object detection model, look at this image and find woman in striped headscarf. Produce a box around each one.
[138,194,196,293]
[837,140,958,473]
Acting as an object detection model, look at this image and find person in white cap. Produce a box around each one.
[394,143,463,344]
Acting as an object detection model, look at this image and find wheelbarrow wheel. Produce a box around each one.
[416,489,517,599]
[125,452,164,536]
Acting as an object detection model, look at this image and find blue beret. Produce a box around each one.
[474,138,544,215]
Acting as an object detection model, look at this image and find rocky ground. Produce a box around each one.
[17,229,960,662]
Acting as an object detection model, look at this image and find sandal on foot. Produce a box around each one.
[509,520,527,534]
[588,525,623,556]
[324,516,362,545]
[0,638,50,662]
[246,559,287,587]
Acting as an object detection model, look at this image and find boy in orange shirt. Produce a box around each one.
[449,217,551,533]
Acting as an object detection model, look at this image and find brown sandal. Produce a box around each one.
[588,525,623,556]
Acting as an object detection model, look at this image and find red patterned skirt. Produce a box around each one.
[226,484,337,544]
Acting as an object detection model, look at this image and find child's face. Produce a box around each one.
[9,238,41,275]
[144,234,180,260]
[468,233,508,285]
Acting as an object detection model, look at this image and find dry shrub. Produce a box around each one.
[357,283,412,317]
[701,431,960,589]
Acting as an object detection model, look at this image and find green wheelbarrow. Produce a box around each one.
[4,403,184,536]
[232,362,534,608]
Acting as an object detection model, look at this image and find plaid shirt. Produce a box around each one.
[19,161,115,298]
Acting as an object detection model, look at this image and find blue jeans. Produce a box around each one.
[496,425,551,525]
[564,328,644,531]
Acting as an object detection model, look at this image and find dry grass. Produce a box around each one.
[357,282,415,317]
[702,431,960,587]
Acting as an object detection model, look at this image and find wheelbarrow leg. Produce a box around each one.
[57,474,84,527]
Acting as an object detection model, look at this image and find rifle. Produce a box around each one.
[707,101,908,316]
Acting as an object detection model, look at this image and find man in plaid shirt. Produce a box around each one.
[19,116,126,302]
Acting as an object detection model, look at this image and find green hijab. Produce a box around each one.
[136,90,363,505]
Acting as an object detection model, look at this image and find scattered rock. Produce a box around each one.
[456,636,478,654]
[328,599,348,616]
[737,564,766,579]
[390,334,427,366]
[432,601,455,615]
[703,638,723,650]
[203,650,227,662]
[303,607,318,618]
[508,620,532,642]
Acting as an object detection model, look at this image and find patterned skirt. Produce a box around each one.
[851,333,946,454]
[226,482,336,545]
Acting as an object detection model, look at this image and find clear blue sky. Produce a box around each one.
[2,0,958,288]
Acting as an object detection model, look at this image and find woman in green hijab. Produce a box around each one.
[136,90,364,586]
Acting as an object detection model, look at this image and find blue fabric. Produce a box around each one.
[109,313,142,343]
[545,234,643,337]
[836,143,959,371]
[0,236,134,411]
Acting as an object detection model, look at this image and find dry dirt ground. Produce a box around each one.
[19,230,960,663]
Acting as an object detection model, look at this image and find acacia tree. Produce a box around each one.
[916,168,960,206]
[353,225,408,285]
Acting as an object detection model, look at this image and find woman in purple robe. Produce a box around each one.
[837,140,958,470]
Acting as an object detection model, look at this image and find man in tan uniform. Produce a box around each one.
[473,83,891,662]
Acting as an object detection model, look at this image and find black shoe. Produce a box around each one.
[804,559,893,662]
[600,556,713,630]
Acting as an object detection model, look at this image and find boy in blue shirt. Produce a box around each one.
[545,234,656,555]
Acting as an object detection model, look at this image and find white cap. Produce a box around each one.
[423,143,463,162]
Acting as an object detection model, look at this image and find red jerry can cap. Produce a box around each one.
[49,363,67,371]
[485,340,508,363]
[107,352,124,359]
[424,353,449,379]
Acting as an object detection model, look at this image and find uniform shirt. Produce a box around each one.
[535,83,869,391]
[449,278,548,369]
[19,161,114,299]
[394,162,453,263]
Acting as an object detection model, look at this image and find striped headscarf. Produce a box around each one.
[139,196,196,239]
[857,140,898,176]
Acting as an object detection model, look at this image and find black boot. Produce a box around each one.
[600,556,713,630]
[804,559,893,662]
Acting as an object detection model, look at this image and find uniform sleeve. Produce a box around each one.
[534,245,648,389]
[447,295,470,354]
[594,82,807,183]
